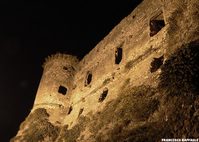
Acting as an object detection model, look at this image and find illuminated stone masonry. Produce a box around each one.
[12,0,199,141]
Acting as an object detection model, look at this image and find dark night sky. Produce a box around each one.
[0,0,142,141]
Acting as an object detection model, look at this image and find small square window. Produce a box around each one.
[58,85,67,95]
[150,12,165,37]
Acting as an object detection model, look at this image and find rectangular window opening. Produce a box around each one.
[150,11,165,37]
[115,47,123,64]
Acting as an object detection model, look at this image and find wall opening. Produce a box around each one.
[115,47,123,64]
[63,66,75,71]
[149,12,165,37]
[150,56,164,73]
[85,71,92,86]
[78,108,84,117]
[63,66,68,70]
[67,106,73,115]
[98,88,109,102]
[58,85,67,95]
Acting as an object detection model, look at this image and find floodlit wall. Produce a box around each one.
[12,0,199,141]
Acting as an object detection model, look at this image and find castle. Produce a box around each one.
[12,0,199,141]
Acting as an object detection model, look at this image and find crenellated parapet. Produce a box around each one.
[43,53,79,69]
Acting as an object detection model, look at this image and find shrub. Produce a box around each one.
[158,41,199,96]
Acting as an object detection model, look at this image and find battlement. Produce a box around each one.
[43,53,79,69]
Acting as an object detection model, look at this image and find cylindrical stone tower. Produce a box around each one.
[33,53,79,112]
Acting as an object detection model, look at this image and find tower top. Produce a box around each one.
[42,53,79,68]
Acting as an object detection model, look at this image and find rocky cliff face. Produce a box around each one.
[11,0,199,141]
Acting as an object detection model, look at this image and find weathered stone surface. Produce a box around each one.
[12,0,199,141]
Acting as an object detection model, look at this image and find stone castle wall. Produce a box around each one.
[12,0,199,141]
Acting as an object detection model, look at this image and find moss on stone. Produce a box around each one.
[11,108,60,142]
[158,40,199,96]
[104,122,173,142]
[88,85,159,141]
[57,116,90,142]
[162,95,199,138]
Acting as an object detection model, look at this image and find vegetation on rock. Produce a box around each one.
[11,108,60,142]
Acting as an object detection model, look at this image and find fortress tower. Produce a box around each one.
[33,54,79,123]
